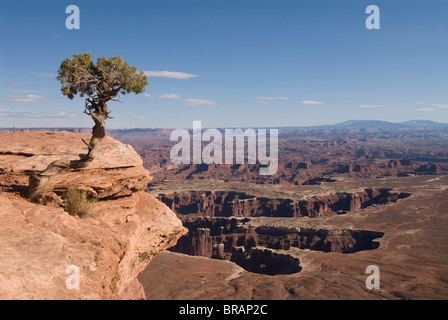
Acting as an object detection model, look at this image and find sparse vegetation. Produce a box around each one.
[65,188,98,218]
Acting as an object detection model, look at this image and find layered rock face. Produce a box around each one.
[157,188,411,218]
[157,188,401,274]
[170,217,385,263]
[0,131,186,300]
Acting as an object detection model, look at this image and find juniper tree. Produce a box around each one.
[57,53,148,161]
[28,53,148,201]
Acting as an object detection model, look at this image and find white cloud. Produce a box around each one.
[182,98,218,106]
[301,100,324,105]
[157,93,218,106]
[357,104,385,108]
[416,107,435,112]
[144,71,200,79]
[158,93,183,100]
[4,94,47,102]
[432,103,448,109]
[144,94,152,97]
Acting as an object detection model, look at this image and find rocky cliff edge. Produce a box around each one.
[0,131,187,299]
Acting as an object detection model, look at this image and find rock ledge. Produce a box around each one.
[0,131,187,299]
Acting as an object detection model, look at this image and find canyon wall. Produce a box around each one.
[157,188,411,218]
[158,187,399,274]
[170,217,385,260]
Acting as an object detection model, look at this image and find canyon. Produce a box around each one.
[109,126,448,185]
[140,175,448,300]
[1,126,448,300]
[155,187,411,218]
[134,126,448,299]
[148,181,408,275]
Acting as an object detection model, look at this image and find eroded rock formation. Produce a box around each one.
[157,188,411,218]
[170,217,385,261]
[158,187,404,274]
[0,131,187,299]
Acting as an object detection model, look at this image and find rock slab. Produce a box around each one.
[0,131,187,299]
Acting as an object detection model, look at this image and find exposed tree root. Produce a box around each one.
[28,110,107,203]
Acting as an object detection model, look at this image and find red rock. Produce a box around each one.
[0,132,187,299]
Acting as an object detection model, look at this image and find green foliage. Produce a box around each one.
[65,188,98,218]
[56,53,148,102]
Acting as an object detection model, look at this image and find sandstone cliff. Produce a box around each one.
[156,188,410,218]
[0,131,187,299]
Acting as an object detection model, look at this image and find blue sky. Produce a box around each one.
[0,0,447,128]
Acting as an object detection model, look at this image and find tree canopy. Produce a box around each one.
[57,53,148,119]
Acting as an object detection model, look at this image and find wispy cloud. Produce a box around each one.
[143,94,152,97]
[256,96,291,104]
[182,98,218,106]
[358,104,385,108]
[416,107,435,112]
[157,93,218,106]
[4,94,47,102]
[158,93,183,100]
[301,100,324,105]
[0,109,79,119]
[144,71,200,80]
[30,72,57,78]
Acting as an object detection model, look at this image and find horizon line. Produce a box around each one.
[1,119,448,131]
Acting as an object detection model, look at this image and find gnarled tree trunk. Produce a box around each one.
[28,106,108,202]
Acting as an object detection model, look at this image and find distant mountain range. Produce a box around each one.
[1,120,448,132]
[281,120,448,130]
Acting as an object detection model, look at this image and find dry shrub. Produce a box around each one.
[65,188,97,218]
